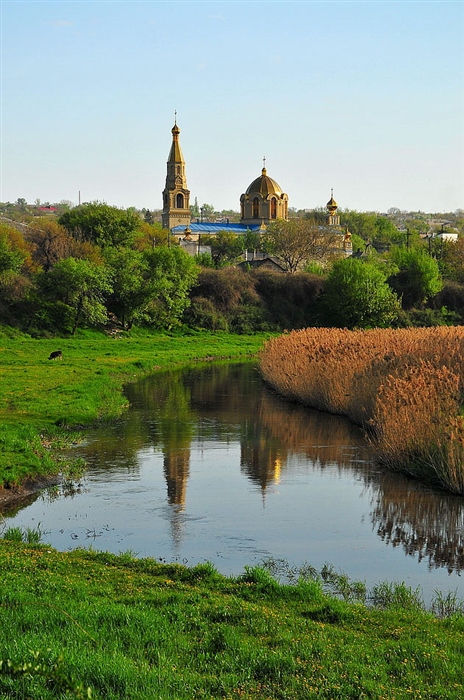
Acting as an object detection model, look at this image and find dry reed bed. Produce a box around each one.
[259,327,464,494]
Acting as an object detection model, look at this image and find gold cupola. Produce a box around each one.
[240,161,288,225]
[326,189,340,226]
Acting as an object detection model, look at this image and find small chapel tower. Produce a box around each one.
[162,117,191,230]
[326,189,340,226]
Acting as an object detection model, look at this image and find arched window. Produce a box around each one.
[177,166,181,175]
[176,193,184,209]
[252,197,259,219]
[271,197,277,219]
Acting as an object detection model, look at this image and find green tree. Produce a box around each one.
[59,202,141,248]
[144,246,198,329]
[38,258,112,334]
[200,203,215,220]
[202,231,243,267]
[388,248,443,308]
[142,208,154,224]
[0,232,27,274]
[104,247,151,330]
[437,238,464,283]
[322,258,400,329]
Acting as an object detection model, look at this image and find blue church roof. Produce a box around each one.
[171,222,261,235]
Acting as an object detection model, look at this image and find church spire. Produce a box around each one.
[162,118,191,231]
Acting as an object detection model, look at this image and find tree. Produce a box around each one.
[200,203,215,220]
[59,202,142,248]
[143,246,198,329]
[340,211,402,246]
[104,247,151,330]
[202,231,243,267]
[388,248,443,308]
[437,238,464,283]
[0,227,34,325]
[38,258,112,334]
[133,221,168,251]
[0,230,27,274]
[322,258,401,329]
[263,219,341,273]
[142,208,154,224]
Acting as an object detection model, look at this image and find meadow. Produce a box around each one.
[1,327,464,697]
[259,326,464,494]
[0,328,269,492]
[0,537,463,699]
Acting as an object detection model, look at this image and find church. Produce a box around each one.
[161,119,351,256]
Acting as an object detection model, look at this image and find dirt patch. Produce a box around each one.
[0,474,61,508]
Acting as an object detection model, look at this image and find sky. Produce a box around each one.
[1,0,463,214]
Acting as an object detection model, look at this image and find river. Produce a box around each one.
[4,362,464,605]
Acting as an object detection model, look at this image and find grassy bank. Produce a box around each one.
[0,539,463,699]
[0,328,269,490]
[259,326,464,494]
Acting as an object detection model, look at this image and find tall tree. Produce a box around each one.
[59,202,141,248]
[263,219,341,273]
[144,246,198,329]
[388,248,443,308]
[322,258,400,328]
[104,247,150,330]
[38,258,112,334]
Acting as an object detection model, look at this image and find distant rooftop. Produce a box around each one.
[171,222,262,235]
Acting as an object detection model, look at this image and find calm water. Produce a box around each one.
[5,362,464,604]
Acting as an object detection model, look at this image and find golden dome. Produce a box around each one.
[327,190,338,211]
[245,167,284,199]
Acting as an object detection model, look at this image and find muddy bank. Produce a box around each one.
[0,474,61,510]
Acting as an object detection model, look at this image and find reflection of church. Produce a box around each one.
[162,119,351,255]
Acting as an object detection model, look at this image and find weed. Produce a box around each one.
[369,581,424,610]
[430,588,464,618]
[1,523,45,544]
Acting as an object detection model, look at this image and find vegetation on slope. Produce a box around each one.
[0,539,463,699]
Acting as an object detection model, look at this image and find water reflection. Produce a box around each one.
[368,471,464,573]
[4,362,464,589]
[73,362,464,574]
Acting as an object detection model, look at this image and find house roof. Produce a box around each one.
[171,222,261,235]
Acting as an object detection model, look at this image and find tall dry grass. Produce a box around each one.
[259,327,464,493]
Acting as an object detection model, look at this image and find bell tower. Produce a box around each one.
[162,116,191,230]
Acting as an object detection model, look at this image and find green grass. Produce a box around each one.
[0,328,270,486]
[0,543,463,699]
[1,327,464,698]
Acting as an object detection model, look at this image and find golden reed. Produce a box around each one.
[259,327,464,493]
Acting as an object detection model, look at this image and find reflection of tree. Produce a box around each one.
[367,470,464,573]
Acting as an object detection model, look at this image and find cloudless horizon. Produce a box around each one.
[1,1,463,214]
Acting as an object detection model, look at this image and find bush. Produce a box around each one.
[254,271,324,329]
[183,297,229,331]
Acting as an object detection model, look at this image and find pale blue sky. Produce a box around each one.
[1,0,463,213]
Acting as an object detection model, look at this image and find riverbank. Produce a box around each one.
[1,539,463,699]
[259,326,464,494]
[2,328,464,698]
[0,328,270,498]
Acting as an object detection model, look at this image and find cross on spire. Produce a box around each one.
[263,156,266,169]
[174,110,177,125]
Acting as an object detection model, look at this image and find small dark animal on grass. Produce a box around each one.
[48,350,62,360]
